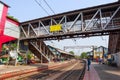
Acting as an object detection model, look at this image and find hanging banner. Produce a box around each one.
[50,24,62,32]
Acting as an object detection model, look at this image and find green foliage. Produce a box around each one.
[9,43,17,50]
[2,44,6,51]
[80,52,87,59]
[17,55,23,61]
[69,51,74,55]
[2,42,17,51]
[0,57,9,63]
[75,55,81,59]
[27,51,33,60]
[7,15,19,22]
[11,43,17,49]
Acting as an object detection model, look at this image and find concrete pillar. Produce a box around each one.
[92,46,95,59]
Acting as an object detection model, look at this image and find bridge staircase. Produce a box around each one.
[29,40,54,63]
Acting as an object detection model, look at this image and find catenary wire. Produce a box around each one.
[43,0,55,14]
[34,0,50,16]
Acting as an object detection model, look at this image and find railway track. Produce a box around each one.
[6,60,86,80]
[54,60,85,80]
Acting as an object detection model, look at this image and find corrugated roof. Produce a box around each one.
[48,45,74,56]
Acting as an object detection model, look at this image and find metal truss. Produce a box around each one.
[20,2,120,40]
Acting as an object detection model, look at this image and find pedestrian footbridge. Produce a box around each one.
[20,1,120,40]
[19,1,120,63]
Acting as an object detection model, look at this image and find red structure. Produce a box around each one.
[0,1,19,52]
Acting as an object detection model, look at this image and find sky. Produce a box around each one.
[1,0,118,55]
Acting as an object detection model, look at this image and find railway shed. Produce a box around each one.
[48,45,74,62]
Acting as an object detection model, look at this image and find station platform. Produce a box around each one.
[0,60,75,79]
[83,62,101,80]
[83,62,120,80]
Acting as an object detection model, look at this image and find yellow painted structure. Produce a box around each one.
[93,51,103,59]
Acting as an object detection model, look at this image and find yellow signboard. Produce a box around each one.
[50,24,62,32]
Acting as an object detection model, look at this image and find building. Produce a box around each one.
[0,1,19,52]
[94,46,108,59]
[87,46,108,59]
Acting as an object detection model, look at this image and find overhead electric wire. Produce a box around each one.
[43,0,55,14]
[34,0,50,15]
[34,0,55,44]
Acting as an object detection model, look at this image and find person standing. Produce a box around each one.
[87,57,91,71]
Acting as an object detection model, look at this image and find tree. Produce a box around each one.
[75,55,81,59]
[80,52,87,59]
[69,51,74,55]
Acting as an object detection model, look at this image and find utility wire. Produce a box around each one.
[43,0,55,14]
[34,0,55,43]
[34,0,50,16]
[101,36,107,46]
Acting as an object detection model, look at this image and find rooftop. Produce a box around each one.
[0,1,9,7]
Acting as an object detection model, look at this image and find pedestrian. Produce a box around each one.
[87,56,91,71]
[98,57,102,64]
